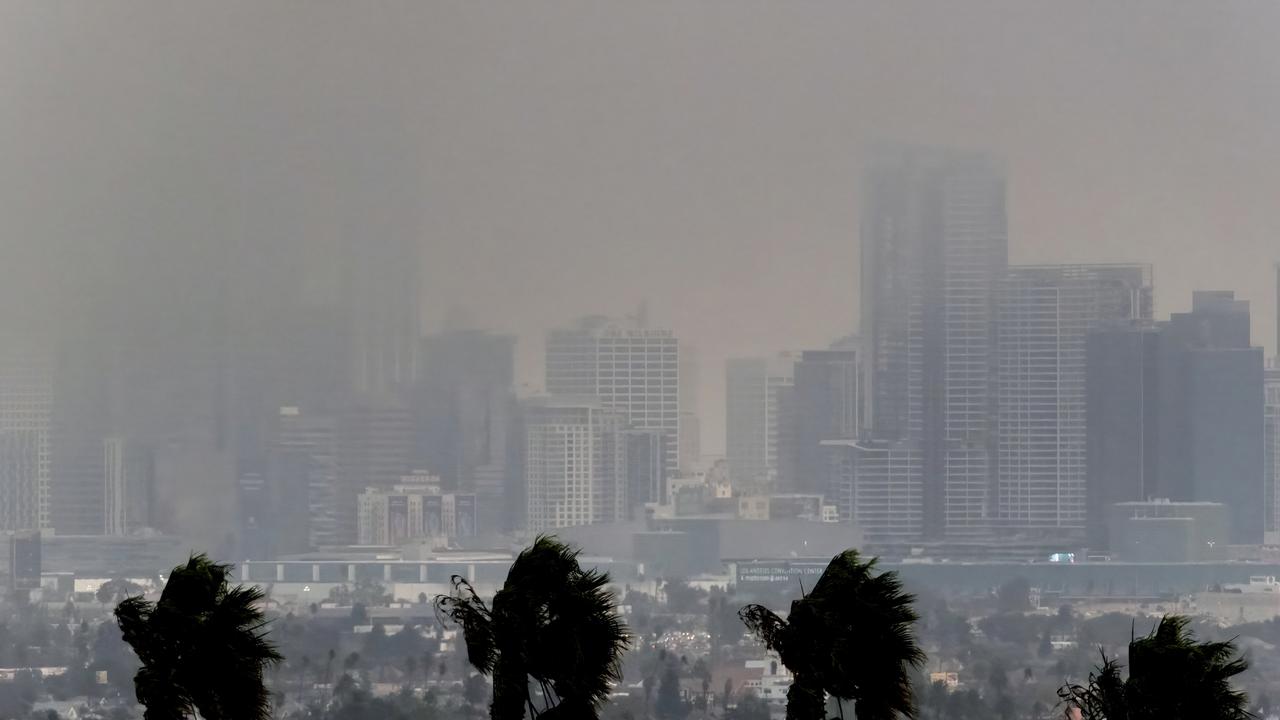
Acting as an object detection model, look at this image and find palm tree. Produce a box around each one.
[1058,615,1252,720]
[739,549,924,720]
[435,535,629,720]
[115,553,281,720]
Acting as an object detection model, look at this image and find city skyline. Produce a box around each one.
[7,4,1280,460]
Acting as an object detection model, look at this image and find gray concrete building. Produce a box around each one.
[725,354,794,493]
[823,438,924,541]
[786,349,859,498]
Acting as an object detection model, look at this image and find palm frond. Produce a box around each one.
[739,604,789,656]
[116,552,279,720]
[1057,653,1127,720]
[434,576,497,675]
[1062,615,1255,720]
[540,565,629,715]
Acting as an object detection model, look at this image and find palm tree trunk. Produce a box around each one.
[786,672,826,720]
[490,652,527,720]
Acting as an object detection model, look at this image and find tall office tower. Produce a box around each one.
[103,437,154,536]
[343,227,420,400]
[625,428,669,515]
[861,144,1007,537]
[996,264,1153,533]
[414,330,517,532]
[274,406,340,550]
[334,403,415,545]
[287,127,425,402]
[678,344,701,473]
[1265,367,1280,542]
[824,439,924,539]
[785,349,860,498]
[523,397,627,532]
[725,354,795,492]
[1158,291,1265,544]
[0,342,52,531]
[47,328,114,535]
[1085,323,1161,550]
[545,316,680,476]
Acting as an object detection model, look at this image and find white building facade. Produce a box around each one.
[523,397,627,532]
[546,316,680,478]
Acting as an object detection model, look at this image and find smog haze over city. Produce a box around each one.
[4,3,1280,720]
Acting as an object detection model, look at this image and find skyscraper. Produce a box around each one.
[1085,323,1161,549]
[625,428,669,514]
[1161,292,1264,543]
[786,349,860,497]
[678,344,702,473]
[274,406,340,549]
[523,396,627,532]
[0,341,51,531]
[996,264,1153,533]
[860,144,1007,537]
[725,354,795,492]
[414,330,517,532]
[103,437,153,536]
[334,403,415,545]
[1265,367,1280,542]
[545,315,680,476]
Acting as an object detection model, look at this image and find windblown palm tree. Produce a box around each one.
[435,535,629,720]
[739,549,924,720]
[1059,615,1252,720]
[115,553,281,720]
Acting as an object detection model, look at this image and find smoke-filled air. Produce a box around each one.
[1,3,1280,720]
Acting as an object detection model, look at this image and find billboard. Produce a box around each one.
[387,496,409,545]
[768,495,823,521]
[736,561,827,589]
[454,495,477,538]
[424,495,443,538]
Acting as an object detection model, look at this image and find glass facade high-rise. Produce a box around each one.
[1161,292,1265,544]
[0,340,51,531]
[860,144,1007,537]
[1085,323,1161,550]
[996,264,1153,532]
[1085,292,1265,547]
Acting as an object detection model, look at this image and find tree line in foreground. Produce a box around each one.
[112,540,1255,720]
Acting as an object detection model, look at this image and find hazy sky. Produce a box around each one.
[3,2,1279,455]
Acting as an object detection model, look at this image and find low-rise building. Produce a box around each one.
[356,473,476,546]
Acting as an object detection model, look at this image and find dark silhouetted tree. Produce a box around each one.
[115,554,280,720]
[436,535,629,720]
[1058,615,1251,720]
[740,549,924,720]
